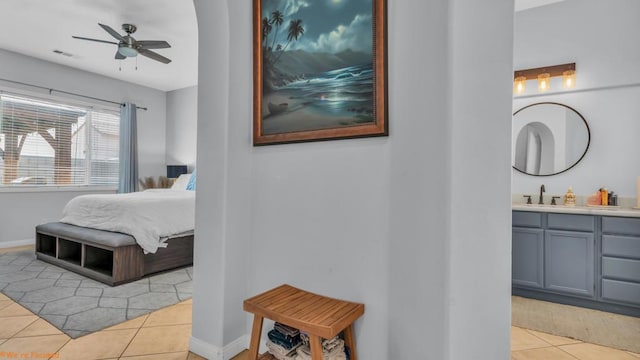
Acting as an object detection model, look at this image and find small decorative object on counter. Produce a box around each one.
[564,187,576,206]
[587,192,601,205]
[601,187,609,206]
[608,191,618,206]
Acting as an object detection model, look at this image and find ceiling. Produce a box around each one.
[0,1,558,92]
[0,0,198,92]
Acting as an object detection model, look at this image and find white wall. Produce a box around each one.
[192,0,513,359]
[166,85,198,170]
[0,49,167,245]
[447,0,514,358]
[513,0,640,198]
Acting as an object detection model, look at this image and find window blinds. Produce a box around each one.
[0,93,120,187]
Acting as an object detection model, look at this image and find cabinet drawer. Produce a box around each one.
[602,216,640,236]
[602,279,640,305]
[547,213,594,232]
[513,211,542,228]
[602,235,640,259]
[602,257,640,282]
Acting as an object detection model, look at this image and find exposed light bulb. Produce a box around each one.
[537,73,550,92]
[562,70,576,89]
[514,76,527,95]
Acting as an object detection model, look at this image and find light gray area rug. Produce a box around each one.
[0,249,192,338]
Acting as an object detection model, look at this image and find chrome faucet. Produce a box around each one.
[539,184,546,204]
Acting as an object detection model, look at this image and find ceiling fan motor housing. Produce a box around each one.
[122,24,137,34]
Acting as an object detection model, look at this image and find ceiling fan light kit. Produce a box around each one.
[72,23,172,64]
[118,44,138,58]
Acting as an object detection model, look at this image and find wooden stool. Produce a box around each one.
[243,284,365,360]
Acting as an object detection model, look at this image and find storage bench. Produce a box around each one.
[35,222,193,286]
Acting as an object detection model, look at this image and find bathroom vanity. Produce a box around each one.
[512,206,640,317]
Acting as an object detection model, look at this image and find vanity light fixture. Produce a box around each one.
[513,62,576,94]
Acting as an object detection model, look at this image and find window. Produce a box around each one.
[0,93,120,188]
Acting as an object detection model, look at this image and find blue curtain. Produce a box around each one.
[118,103,138,193]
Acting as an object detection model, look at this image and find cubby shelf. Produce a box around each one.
[35,229,141,286]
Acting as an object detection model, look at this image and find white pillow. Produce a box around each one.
[171,173,192,190]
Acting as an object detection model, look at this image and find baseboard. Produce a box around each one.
[0,239,34,249]
[224,335,249,360]
[190,335,250,360]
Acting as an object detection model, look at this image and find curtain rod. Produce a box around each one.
[0,78,148,111]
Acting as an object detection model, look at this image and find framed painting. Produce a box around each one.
[253,0,388,145]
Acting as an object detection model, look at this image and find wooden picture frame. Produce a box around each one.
[253,0,387,145]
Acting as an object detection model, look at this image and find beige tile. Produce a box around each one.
[230,350,249,360]
[627,351,640,358]
[0,293,9,301]
[182,298,193,305]
[12,318,64,337]
[104,314,149,331]
[144,303,192,327]
[0,339,5,345]
[560,343,639,360]
[0,334,68,355]
[0,245,34,254]
[511,326,552,351]
[0,300,13,311]
[58,328,138,360]
[121,324,191,357]
[121,351,190,360]
[511,347,576,360]
[0,315,38,338]
[0,303,34,317]
[527,329,582,346]
[511,347,578,360]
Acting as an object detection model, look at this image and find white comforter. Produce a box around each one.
[60,189,195,254]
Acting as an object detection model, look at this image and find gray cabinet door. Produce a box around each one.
[545,230,595,297]
[513,227,544,288]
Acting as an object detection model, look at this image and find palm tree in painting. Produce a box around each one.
[262,17,272,49]
[269,10,284,53]
[287,19,304,42]
[272,19,304,65]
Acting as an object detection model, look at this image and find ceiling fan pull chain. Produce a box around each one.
[119,60,122,72]
[136,57,138,71]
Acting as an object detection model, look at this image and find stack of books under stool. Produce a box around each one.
[263,322,349,360]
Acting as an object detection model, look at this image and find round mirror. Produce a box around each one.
[512,102,590,176]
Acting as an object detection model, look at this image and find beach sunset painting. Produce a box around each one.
[255,0,386,144]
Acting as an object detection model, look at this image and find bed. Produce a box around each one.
[35,174,195,286]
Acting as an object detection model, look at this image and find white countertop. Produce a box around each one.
[512,204,640,218]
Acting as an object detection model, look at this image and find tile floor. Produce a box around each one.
[1,246,639,359]
[510,326,640,360]
[2,293,639,360]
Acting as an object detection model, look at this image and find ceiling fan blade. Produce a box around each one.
[72,36,118,45]
[115,51,126,60]
[98,23,125,41]
[137,40,171,49]
[138,48,172,64]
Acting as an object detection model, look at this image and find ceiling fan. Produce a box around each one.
[73,23,172,64]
